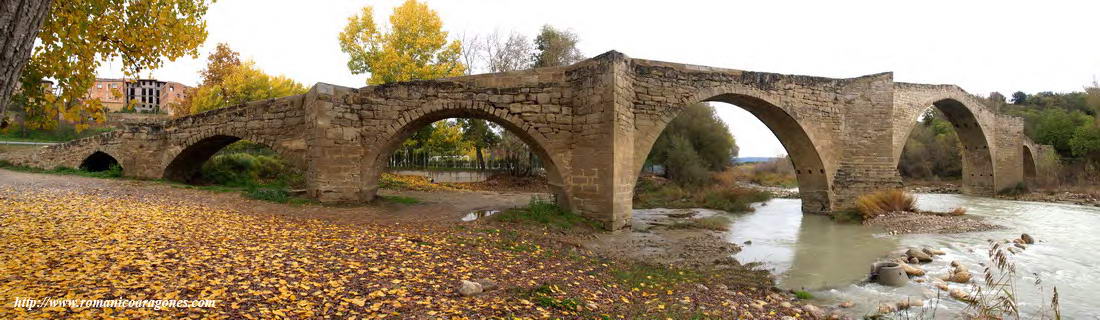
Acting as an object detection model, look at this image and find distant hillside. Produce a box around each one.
[734,157,778,164]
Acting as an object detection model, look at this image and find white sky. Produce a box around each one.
[96,0,1100,157]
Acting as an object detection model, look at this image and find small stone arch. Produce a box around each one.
[1022,144,1037,180]
[635,89,834,213]
[896,97,996,194]
[361,106,569,206]
[80,151,121,172]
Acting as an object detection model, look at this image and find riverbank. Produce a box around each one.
[904,179,1100,207]
[863,210,1003,235]
[0,169,819,318]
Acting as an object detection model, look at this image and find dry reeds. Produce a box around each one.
[855,189,916,219]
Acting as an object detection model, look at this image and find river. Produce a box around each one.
[650,194,1100,318]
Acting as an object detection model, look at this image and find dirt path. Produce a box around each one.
[0,168,547,226]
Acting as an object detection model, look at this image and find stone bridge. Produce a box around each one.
[0,51,1048,229]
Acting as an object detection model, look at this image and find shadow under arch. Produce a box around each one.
[897,98,996,194]
[1022,144,1037,180]
[80,151,121,172]
[638,92,834,213]
[362,108,568,206]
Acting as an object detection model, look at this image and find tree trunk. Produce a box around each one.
[475,146,484,170]
[0,0,51,128]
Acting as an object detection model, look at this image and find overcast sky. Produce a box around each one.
[96,0,1100,157]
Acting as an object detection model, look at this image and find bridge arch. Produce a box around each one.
[1022,144,1038,181]
[635,89,834,213]
[896,97,996,194]
[162,132,303,184]
[361,106,569,205]
[80,151,121,172]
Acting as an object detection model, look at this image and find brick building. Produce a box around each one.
[88,78,191,113]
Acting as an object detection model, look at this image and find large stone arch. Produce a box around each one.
[161,130,306,183]
[894,96,997,194]
[360,106,570,206]
[633,88,835,214]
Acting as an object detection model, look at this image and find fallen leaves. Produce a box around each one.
[0,185,798,318]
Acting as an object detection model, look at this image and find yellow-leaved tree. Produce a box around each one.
[14,0,212,131]
[189,61,307,114]
[338,0,465,85]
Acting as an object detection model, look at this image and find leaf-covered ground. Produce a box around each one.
[0,178,807,319]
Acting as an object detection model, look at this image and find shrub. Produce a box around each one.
[245,187,289,203]
[794,290,814,300]
[854,189,915,219]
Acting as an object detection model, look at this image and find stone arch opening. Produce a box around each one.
[163,135,243,183]
[1023,145,1037,180]
[164,134,305,188]
[637,93,833,213]
[80,151,121,172]
[362,108,567,206]
[897,99,995,194]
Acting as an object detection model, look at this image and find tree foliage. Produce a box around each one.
[532,25,584,68]
[188,61,307,114]
[898,109,962,180]
[646,103,737,186]
[15,0,212,130]
[338,0,465,85]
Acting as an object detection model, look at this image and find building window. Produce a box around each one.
[97,84,102,89]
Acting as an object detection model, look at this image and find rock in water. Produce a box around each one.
[1021,233,1035,244]
[458,280,483,296]
[922,247,945,256]
[838,301,854,308]
[906,248,933,263]
[949,288,975,302]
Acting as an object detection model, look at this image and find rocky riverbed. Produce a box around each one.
[863,210,1003,235]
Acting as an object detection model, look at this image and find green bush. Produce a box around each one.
[245,187,289,203]
[200,152,303,188]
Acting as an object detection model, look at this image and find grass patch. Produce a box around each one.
[380,195,421,204]
[634,177,771,213]
[514,284,583,312]
[794,290,814,300]
[245,187,290,203]
[0,161,123,179]
[667,215,730,231]
[492,197,600,230]
[854,189,915,219]
[610,263,703,289]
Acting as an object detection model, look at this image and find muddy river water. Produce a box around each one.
[641,194,1100,318]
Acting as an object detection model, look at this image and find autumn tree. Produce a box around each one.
[169,43,244,117]
[189,61,307,114]
[338,0,465,85]
[199,43,243,87]
[532,25,584,68]
[457,118,500,170]
[9,0,212,130]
